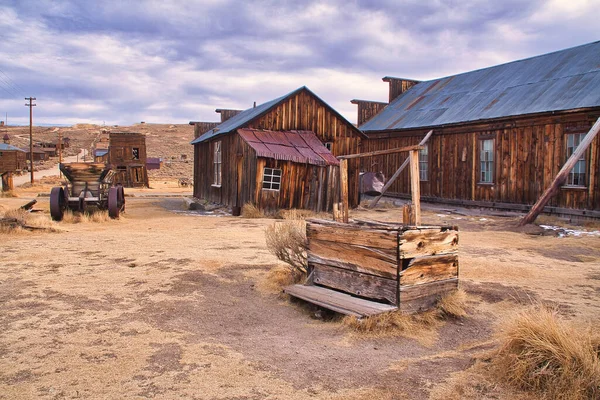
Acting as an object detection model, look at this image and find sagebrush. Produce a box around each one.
[242,203,265,218]
[264,220,307,277]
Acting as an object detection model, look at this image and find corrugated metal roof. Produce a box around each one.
[361,41,600,132]
[94,149,109,157]
[238,129,339,166]
[0,143,25,152]
[191,88,305,144]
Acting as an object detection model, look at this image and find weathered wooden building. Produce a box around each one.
[108,132,149,187]
[0,143,26,191]
[22,147,49,162]
[357,41,600,218]
[191,86,365,211]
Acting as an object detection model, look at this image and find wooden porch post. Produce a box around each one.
[340,159,349,223]
[409,150,421,225]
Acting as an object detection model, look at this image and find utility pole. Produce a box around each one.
[25,97,36,184]
[58,130,62,164]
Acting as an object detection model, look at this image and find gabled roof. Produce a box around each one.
[361,41,600,132]
[0,143,25,152]
[238,129,339,166]
[192,86,364,144]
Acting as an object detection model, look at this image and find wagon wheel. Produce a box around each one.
[108,187,120,219]
[50,187,66,221]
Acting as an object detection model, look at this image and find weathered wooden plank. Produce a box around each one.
[338,145,423,160]
[399,228,459,259]
[399,278,458,313]
[409,149,421,225]
[308,252,397,279]
[284,284,398,317]
[307,221,397,250]
[340,158,349,223]
[308,239,397,276]
[312,264,398,304]
[400,254,458,286]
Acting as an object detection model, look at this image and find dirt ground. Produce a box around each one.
[1,190,599,399]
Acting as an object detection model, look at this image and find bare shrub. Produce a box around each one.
[261,265,306,293]
[0,190,18,198]
[493,305,600,400]
[0,208,56,234]
[61,209,111,224]
[242,203,265,218]
[438,288,469,318]
[264,220,307,278]
[276,208,315,220]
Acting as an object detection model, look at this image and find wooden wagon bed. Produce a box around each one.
[285,218,459,317]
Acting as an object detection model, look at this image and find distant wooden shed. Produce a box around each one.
[191,86,365,212]
[0,143,26,191]
[108,132,149,187]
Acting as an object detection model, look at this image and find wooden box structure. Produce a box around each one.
[289,219,458,316]
[108,132,149,187]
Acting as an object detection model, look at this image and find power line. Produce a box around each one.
[0,68,27,95]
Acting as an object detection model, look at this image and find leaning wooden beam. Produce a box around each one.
[338,145,423,160]
[369,130,433,209]
[409,150,421,225]
[519,117,600,226]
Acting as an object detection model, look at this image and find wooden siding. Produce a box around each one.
[0,150,26,173]
[108,133,149,187]
[361,111,600,212]
[351,100,388,126]
[193,133,339,212]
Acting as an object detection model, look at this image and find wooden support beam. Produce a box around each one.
[369,130,433,208]
[338,145,424,160]
[340,159,349,223]
[409,150,421,225]
[519,117,600,226]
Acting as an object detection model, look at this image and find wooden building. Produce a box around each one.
[22,147,49,162]
[356,41,600,218]
[94,148,109,163]
[0,143,26,191]
[108,132,149,187]
[191,86,365,211]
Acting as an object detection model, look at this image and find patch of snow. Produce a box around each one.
[539,224,600,238]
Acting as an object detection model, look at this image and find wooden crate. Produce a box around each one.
[306,219,459,313]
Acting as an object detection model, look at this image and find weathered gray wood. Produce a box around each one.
[409,149,421,225]
[20,199,37,210]
[399,228,459,259]
[519,116,600,226]
[340,159,349,223]
[400,254,458,286]
[307,221,397,250]
[312,263,398,304]
[399,278,458,314]
[369,130,433,208]
[308,253,397,279]
[284,284,398,317]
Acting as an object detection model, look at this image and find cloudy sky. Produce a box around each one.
[0,0,598,126]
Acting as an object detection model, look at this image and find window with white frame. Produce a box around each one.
[565,133,587,186]
[419,145,428,181]
[479,138,494,183]
[262,167,281,190]
[213,141,222,186]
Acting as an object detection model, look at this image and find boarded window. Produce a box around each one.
[479,138,494,183]
[419,145,428,181]
[565,133,586,186]
[213,141,222,186]
[262,168,281,190]
[132,148,140,160]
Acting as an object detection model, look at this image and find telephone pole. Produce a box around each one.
[25,97,36,184]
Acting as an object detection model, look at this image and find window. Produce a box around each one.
[262,168,281,190]
[479,138,494,183]
[213,141,222,186]
[419,145,428,181]
[565,133,586,186]
[324,142,333,151]
[132,148,140,160]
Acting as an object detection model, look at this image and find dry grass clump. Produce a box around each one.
[0,190,18,198]
[265,220,307,277]
[0,208,56,234]
[242,203,265,218]
[343,289,470,345]
[61,209,111,224]
[261,265,306,294]
[493,305,600,400]
[276,208,315,220]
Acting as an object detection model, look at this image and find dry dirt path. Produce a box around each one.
[0,198,598,399]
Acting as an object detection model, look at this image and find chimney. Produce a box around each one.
[189,121,220,139]
[215,109,243,123]
[382,77,420,103]
[350,99,388,126]
[3,133,9,144]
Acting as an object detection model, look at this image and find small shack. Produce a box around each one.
[108,132,149,187]
[22,147,49,162]
[146,157,162,170]
[94,148,109,163]
[191,86,365,211]
[0,143,26,191]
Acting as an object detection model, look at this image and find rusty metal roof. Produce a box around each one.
[0,143,24,152]
[238,129,339,166]
[361,41,600,132]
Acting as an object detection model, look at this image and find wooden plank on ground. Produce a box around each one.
[284,284,398,317]
[399,228,459,259]
[400,278,459,314]
[400,254,458,286]
[312,263,398,305]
